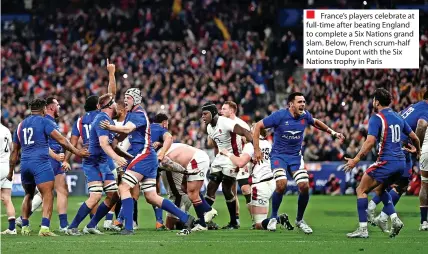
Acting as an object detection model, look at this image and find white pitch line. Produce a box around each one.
[11,240,424,244]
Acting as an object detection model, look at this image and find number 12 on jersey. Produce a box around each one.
[23,127,34,145]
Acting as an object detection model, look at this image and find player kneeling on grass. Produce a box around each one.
[158,143,213,233]
[220,127,293,231]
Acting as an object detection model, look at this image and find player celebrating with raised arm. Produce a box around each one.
[201,102,253,229]
[344,88,420,238]
[253,92,345,233]
[66,94,132,236]
[100,88,195,235]
[10,98,89,236]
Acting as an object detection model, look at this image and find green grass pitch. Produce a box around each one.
[1,195,425,254]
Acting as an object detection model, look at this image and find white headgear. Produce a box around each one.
[125,88,142,106]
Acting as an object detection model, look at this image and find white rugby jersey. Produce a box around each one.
[0,123,12,164]
[114,120,130,151]
[242,140,273,184]
[422,127,428,154]
[207,116,242,155]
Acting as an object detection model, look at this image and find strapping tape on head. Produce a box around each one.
[202,103,218,118]
[100,97,115,109]
[125,88,142,106]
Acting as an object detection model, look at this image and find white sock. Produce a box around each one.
[31,193,43,212]
[359,222,367,228]
[390,213,398,220]
[368,200,377,210]
[380,211,389,220]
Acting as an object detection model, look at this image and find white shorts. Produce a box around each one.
[250,179,275,208]
[0,163,12,189]
[236,165,250,180]
[211,155,238,178]
[421,153,428,172]
[0,178,12,189]
[187,150,210,182]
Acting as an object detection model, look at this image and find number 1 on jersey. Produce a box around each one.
[84,124,91,138]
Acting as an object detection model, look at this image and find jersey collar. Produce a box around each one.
[131,105,144,113]
[45,114,55,121]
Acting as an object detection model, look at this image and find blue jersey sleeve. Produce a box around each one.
[128,113,147,128]
[420,113,428,122]
[43,119,56,136]
[403,121,412,136]
[95,115,111,137]
[367,115,381,140]
[305,111,315,126]
[263,110,283,129]
[158,128,167,142]
[71,119,80,137]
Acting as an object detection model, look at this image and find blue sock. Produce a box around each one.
[87,202,110,228]
[22,218,29,227]
[59,214,68,228]
[380,191,395,216]
[420,207,428,223]
[200,193,212,212]
[357,198,368,222]
[90,213,94,219]
[389,190,401,206]
[69,202,91,229]
[296,193,309,221]
[122,198,134,230]
[8,218,15,230]
[161,198,189,223]
[193,200,207,227]
[270,191,284,219]
[152,205,163,224]
[372,195,381,204]
[106,212,114,221]
[41,217,50,227]
[117,206,124,223]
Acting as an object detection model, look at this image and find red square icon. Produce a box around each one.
[306,10,315,19]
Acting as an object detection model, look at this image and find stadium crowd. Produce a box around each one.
[2,0,428,165]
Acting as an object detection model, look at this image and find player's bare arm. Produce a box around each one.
[415,119,427,147]
[158,132,172,161]
[232,124,253,143]
[111,138,134,160]
[220,148,251,168]
[106,58,116,97]
[100,121,136,135]
[8,141,20,181]
[344,135,377,171]
[50,130,89,158]
[64,135,79,165]
[49,148,64,162]
[253,120,264,164]
[407,131,421,158]
[99,136,127,167]
[313,118,345,143]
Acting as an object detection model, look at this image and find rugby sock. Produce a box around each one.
[8,217,15,230]
[152,205,163,223]
[161,198,189,223]
[69,202,91,229]
[117,205,124,223]
[133,198,138,225]
[22,219,29,227]
[261,218,270,230]
[380,191,395,216]
[270,191,283,219]
[59,214,68,228]
[226,199,238,225]
[389,190,401,206]
[368,196,380,210]
[87,202,110,228]
[357,198,368,225]
[193,200,207,227]
[205,196,215,207]
[122,198,134,231]
[115,199,122,218]
[41,217,50,228]
[236,215,240,225]
[90,213,94,219]
[296,193,309,221]
[200,193,212,212]
[106,211,114,221]
[420,207,428,223]
[244,194,251,204]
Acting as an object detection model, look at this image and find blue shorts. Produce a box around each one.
[126,152,158,179]
[270,154,304,176]
[20,161,55,185]
[82,161,116,183]
[366,160,405,184]
[50,158,64,176]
